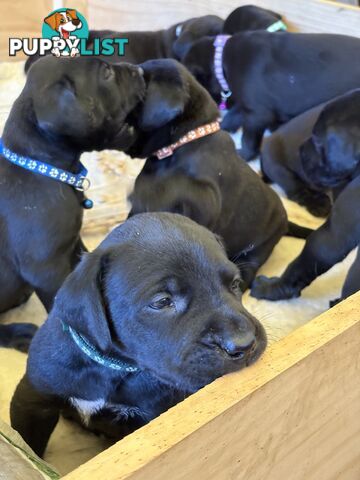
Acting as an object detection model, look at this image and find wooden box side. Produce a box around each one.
[63,291,360,480]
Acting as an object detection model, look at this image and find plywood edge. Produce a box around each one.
[321,0,360,12]
[63,291,360,480]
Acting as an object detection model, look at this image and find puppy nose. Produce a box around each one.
[222,332,256,359]
[72,19,80,26]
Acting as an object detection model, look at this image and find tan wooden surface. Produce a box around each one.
[88,0,360,36]
[63,291,360,480]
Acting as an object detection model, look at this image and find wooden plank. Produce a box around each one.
[339,0,359,5]
[87,0,360,37]
[63,291,360,480]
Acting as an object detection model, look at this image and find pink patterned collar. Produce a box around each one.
[213,35,232,110]
[154,120,221,160]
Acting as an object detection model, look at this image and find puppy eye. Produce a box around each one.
[149,295,174,310]
[103,64,114,81]
[60,18,66,23]
[231,277,242,294]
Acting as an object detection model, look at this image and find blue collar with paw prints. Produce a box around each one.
[0,138,93,208]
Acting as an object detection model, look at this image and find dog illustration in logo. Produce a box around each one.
[44,9,82,57]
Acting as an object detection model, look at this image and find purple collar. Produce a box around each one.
[213,35,232,110]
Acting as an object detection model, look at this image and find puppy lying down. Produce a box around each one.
[11,212,267,457]
[252,89,360,303]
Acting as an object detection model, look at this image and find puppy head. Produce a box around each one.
[300,90,360,188]
[223,5,282,34]
[54,212,266,393]
[171,15,224,61]
[125,59,219,158]
[182,37,222,104]
[26,56,145,152]
[44,9,82,36]
[135,59,190,131]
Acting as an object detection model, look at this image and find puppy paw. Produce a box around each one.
[251,275,300,301]
[0,323,38,353]
[306,195,332,218]
[221,116,241,133]
[239,145,259,162]
[329,297,342,308]
[291,190,331,218]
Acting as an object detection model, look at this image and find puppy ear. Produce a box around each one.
[324,126,360,176]
[66,9,78,20]
[33,77,94,138]
[44,13,59,31]
[52,251,112,352]
[140,79,187,130]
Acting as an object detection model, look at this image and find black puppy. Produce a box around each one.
[11,212,267,457]
[223,5,285,34]
[0,56,145,350]
[24,15,223,73]
[252,90,360,303]
[183,32,360,160]
[261,101,332,217]
[126,59,311,290]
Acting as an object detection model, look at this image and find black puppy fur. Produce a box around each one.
[261,101,332,217]
[223,5,283,34]
[183,32,360,160]
[126,59,311,291]
[252,90,360,303]
[0,56,145,350]
[24,15,223,72]
[11,212,267,457]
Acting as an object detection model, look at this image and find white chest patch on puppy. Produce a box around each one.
[70,398,106,426]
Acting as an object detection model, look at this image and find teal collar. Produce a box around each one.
[62,321,139,372]
[267,20,287,33]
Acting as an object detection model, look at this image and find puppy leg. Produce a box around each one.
[22,239,86,312]
[241,107,277,161]
[289,188,331,218]
[261,153,331,217]
[240,127,265,161]
[11,375,61,457]
[340,247,360,300]
[0,324,37,352]
[221,105,243,132]
[0,260,34,313]
[233,234,284,291]
[251,220,358,301]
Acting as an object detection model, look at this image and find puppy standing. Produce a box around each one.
[11,213,267,457]
[183,32,360,160]
[126,60,311,290]
[252,90,360,303]
[0,56,145,350]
